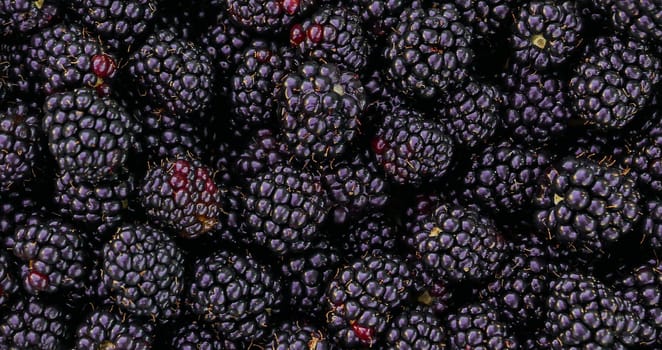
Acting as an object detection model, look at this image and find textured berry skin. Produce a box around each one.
[569,34,661,130]
[372,108,454,186]
[511,1,584,70]
[344,0,406,38]
[234,128,289,182]
[279,61,366,162]
[545,273,655,349]
[342,212,397,258]
[0,0,59,38]
[268,321,333,350]
[600,0,662,43]
[445,302,519,350]
[326,253,413,348]
[69,0,157,50]
[384,307,445,350]
[0,296,70,350]
[11,217,87,295]
[0,189,39,237]
[533,157,641,256]
[452,0,513,38]
[290,6,370,71]
[621,132,662,194]
[169,321,238,350]
[129,28,214,115]
[384,4,473,99]
[641,199,662,250]
[75,309,154,350]
[188,249,282,342]
[244,164,328,255]
[43,88,138,183]
[406,203,509,284]
[0,101,41,192]
[0,249,18,308]
[226,0,317,34]
[102,223,184,321]
[139,106,205,160]
[26,23,116,95]
[140,157,221,239]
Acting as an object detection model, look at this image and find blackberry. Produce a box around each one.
[128,28,214,115]
[11,216,87,295]
[268,320,333,349]
[342,212,398,258]
[0,0,59,38]
[452,0,514,38]
[620,132,662,194]
[0,249,18,308]
[406,203,509,284]
[533,156,642,256]
[278,61,366,163]
[0,296,70,350]
[511,1,584,70]
[384,4,473,99]
[243,163,329,255]
[445,302,519,350]
[169,320,239,350]
[139,105,205,160]
[0,100,42,192]
[26,23,118,96]
[326,253,413,347]
[0,43,36,98]
[569,34,661,130]
[188,249,282,342]
[69,0,158,50]
[234,128,289,182]
[102,223,184,320]
[502,62,571,145]
[600,0,662,43]
[344,0,406,38]
[140,156,221,239]
[290,5,370,71]
[0,189,40,237]
[641,199,662,250]
[75,308,154,350]
[545,272,655,348]
[410,260,455,316]
[43,87,139,183]
[384,307,446,350]
[371,107,454,186]
[226,0,318,34]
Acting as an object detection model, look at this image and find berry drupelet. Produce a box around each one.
[75,308,155,350]
[0,295,71,350]
[384,307,446,349]
[598,0,662,43]
[341,212,398,258]
[445,302,519,349]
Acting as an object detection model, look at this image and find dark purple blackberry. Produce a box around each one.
[445,302,519,350]
[290,6,370,71]
[139,105,205,160]
[461,140,552,217]
[599,0,662,43]
[545,272,655,349]
[140,156,221,239]
[268,320,333,349]
[234,128,289,182]
[26,23,118,96]
[502,62,572,145]
[278,61,366,163]
[43,87,139,183]
[371,107,454,186]
[11,217,87,295]
[384,307,445,350]
[406,203,509,284]
[226,0,318,34]
[0,296,70,350]
[511,1,584,70]
[384,4,473,99]
[0,249,18,308]
[69,0,158,50]
[0,189,40,238]
[342,212,397,258]
[128,28,214,115]
[0,0,59,38]
[102,223,184,320]
[569,34,661,130]
[169,320,238,350]
[452,0,514,38]
[188,249,282,342]
[641,199,662,250]
[279,241,340,315]
[0,100,42,192]
[75,308,154,350]
[326,253,413,348]
[620,132,662,194]
[533,156,642,256]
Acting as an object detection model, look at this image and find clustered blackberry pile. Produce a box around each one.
[2,1,662,348]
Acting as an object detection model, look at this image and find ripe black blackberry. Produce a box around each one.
[43,87,139,183]
[243,163,329,255]
[267,320,333,349]
[0,249,18,308]
[341,212,398,258]
[128,28,214,115]
[545,272,655,348]
[140,156,221,239]
[371,106,454,186]
[168,320,238,350]
[620,132,662,194]
[533,156,642,256]
[27,23,118,96]
[0,0,60,38]
[598,0,662,43]
[406,203,509,284]
[75,308,155,350]
[452,0,514,38]
[641,199,662,250]
[0,100,42,192]
[326,253,413,348]
[384,4,473,99]
[188,249,282,343]
[290,6,370,71]
[0,295,70,350]
[569,34,661,130]
[69,0,158,50]
[278,61,366,163]
[445,302,519,349]
[234,128,289,182]
[511,1,584,70]
[384,307,446,349]
[102,223,184,321]
[226,0,317,34]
